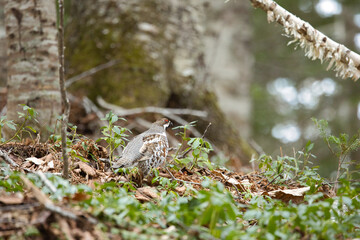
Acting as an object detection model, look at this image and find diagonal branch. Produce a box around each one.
[97,96,208,118]
[249,0,360,81]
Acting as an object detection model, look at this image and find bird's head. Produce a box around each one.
[154,118,172,130]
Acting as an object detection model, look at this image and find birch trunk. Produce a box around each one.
[0,0,6,87]
[4,0,61,141]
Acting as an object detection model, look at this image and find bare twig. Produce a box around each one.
[201,122,212,139]
[230,182,243,200]
[36,171,57,194]
[264,174,281,189]
[0,149,18,167]
[20,175,97,224]
[178,122,212,159]
[250,0,360,80]
[97,96,208,118]
[58,0,70,179]
[65,60,120,88]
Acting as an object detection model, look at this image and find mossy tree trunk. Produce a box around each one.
[65,0,253,164]
[4,0,61,141]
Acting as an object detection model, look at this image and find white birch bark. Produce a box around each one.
[4,0,61,141]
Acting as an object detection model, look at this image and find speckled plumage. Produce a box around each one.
[112,118,171,175]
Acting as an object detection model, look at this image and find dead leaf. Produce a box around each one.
[64,192,91,202]
[78,162,97,177]
[0,192,24,204]
[240,179,251,190]
[135,193,150,202]
[135,187,159,202]
[264,187,310,203]
[26,157,44,165]
[175,186,186,195]
[48,160,54,169]
[137,186,159,199]
[41,153,54,162]
[213,170,249,192]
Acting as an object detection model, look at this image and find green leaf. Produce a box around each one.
[111,115,118,124]
[305,141,314,152]
[6,122,17,130]
[113,126,121,135]
[192,138,201,149]
[26,126,37,133]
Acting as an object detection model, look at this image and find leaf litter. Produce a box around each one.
[0,140,333,239]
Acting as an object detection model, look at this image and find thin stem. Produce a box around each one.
[2,118,28,145]
[58,0,70,179]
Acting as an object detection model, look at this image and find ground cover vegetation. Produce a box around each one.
[0,107,359,239]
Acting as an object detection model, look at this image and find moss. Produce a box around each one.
[65,7,169,108]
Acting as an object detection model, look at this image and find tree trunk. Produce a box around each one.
[65,0,253,164]
[4,0,61,141]
[0,0,7,88]
[0,0,7,110]
[203,1,253,139]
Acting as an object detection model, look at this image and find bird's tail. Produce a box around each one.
[112,157,129,169]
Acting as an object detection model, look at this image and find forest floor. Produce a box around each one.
[0,139,334,239]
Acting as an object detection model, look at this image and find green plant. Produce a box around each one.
[0,105,38,144]
[0,116,16,143]
[313,118,360,189]
[0,166,23,192]
[172,122,213,170]
[98,112,129,165]
[152,169,178,191]
[255,141,323,187]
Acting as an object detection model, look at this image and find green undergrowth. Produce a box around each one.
[0,110,360,239]
[1,165,360,239]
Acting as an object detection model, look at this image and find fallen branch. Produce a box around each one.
[249,0,360,81]
[20,175,97,224]
[0,149,18,167]
[97,96,208,118]
[36,171,57,194]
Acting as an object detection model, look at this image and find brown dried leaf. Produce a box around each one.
[78,162,97,177]
[64,192,91,202]
[264,186,310,203]
[41,153,54,163]
[137,186,159,200]
[135,192,151,202]
[213,170,249,192]
[0,193,24,204]
[175,186,186,195]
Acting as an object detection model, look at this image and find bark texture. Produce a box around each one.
[4,0,61,141]
[0,0,6,87]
